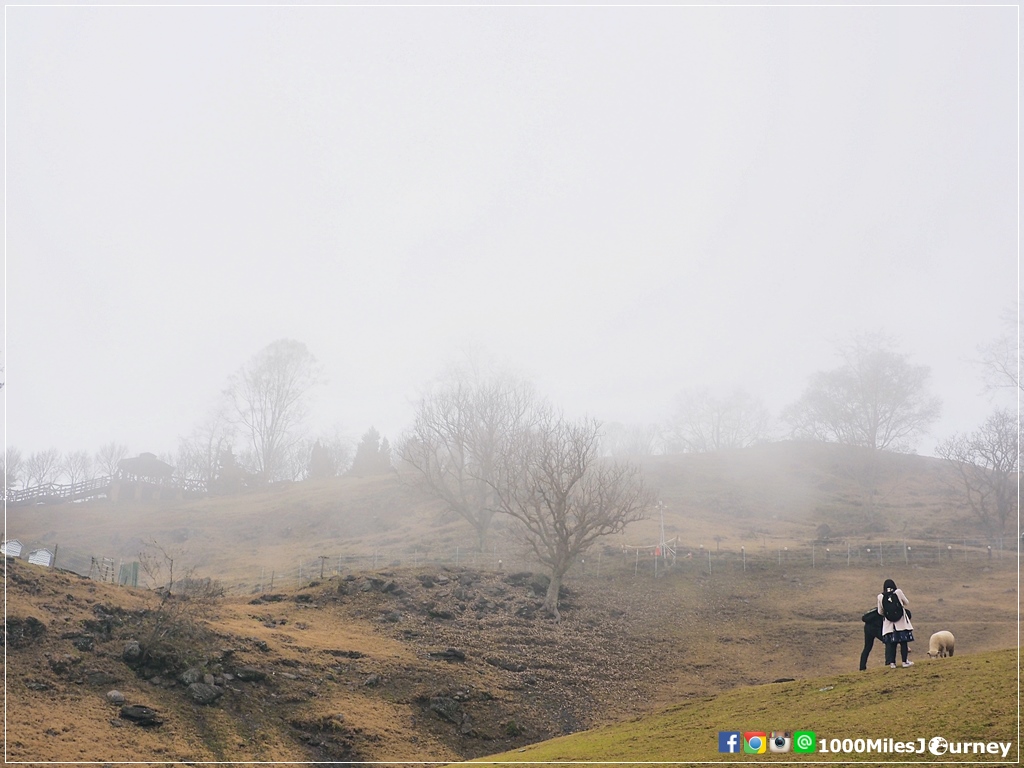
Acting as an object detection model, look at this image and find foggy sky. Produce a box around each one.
[6,5,1017,461]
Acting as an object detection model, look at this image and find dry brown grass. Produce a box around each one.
[4,442,1018,762]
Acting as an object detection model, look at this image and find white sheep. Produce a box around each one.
[927,630,955,658]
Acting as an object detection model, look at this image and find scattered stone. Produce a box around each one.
[428,696,462,724]
[485,656,526,672]
[279,672,300,680]
[326,649,365,659]
[250,593,285,603]
[515,605,538,620]
[85,670,118,686]
[186,682,224,705]
[106,690,125,704]
[379,611,402,623]
[428,648,466,662]
[26,680,51,691]
[72,635,95,652]
[417,575,436,588]
[234,666,267,682]
[120,705,163,727]
[4,616,47,648]
[122,641,142,665]
[363,674,381,687]
[47,654,80,675]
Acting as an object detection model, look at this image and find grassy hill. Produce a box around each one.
[4,441,1018,761]
[6,441,1006,591]
[470,648,1019,763]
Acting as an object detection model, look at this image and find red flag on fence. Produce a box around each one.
[655,546,661,557]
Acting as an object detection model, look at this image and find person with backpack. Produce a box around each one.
[877,578,914,668]
[859,607,884,670]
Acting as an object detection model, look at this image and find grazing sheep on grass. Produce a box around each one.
[927,630,955,658]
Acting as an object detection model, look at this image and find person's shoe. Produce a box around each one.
[889,663,897,669]
[902,661,914,667]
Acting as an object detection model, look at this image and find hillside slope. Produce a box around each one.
[5,547,1017,762]
[472,648,1019,764]
[4,441,1017,762]
[6,441,1002,592]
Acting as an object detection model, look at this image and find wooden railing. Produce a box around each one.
[5,475,208,506]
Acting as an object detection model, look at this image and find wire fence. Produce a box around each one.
[5,532,1018,597]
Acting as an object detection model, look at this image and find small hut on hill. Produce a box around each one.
[117,453,175,483]
[1,539,23,557]
[28,548,54,567]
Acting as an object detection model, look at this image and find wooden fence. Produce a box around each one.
[5,475,208,506]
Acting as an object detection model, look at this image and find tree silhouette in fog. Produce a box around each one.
[225,339,322,483]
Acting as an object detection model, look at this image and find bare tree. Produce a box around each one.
[665,388,772,453]
[25,448,61,487]
[176,408,236,487]
[600,422,661,457]
[936,408,1019,539]
[491,411,654,620]
[226,339,322,483]
[4,447,23,489]
[137,540,223,672]
[783,333,941,452]
[280,439,314,482]
[61,450,93,486]
[977,306,1021,396]
[401,367,537,551]
[95,442,129,478]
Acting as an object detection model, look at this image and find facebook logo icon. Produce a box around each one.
[719,732,742,753]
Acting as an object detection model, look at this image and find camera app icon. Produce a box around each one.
[769,731,792,753]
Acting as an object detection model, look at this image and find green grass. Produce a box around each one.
[466,649,1019,763]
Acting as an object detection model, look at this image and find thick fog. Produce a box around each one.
[5,6,1016,461]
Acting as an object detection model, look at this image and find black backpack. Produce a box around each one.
[881,591,904,622]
